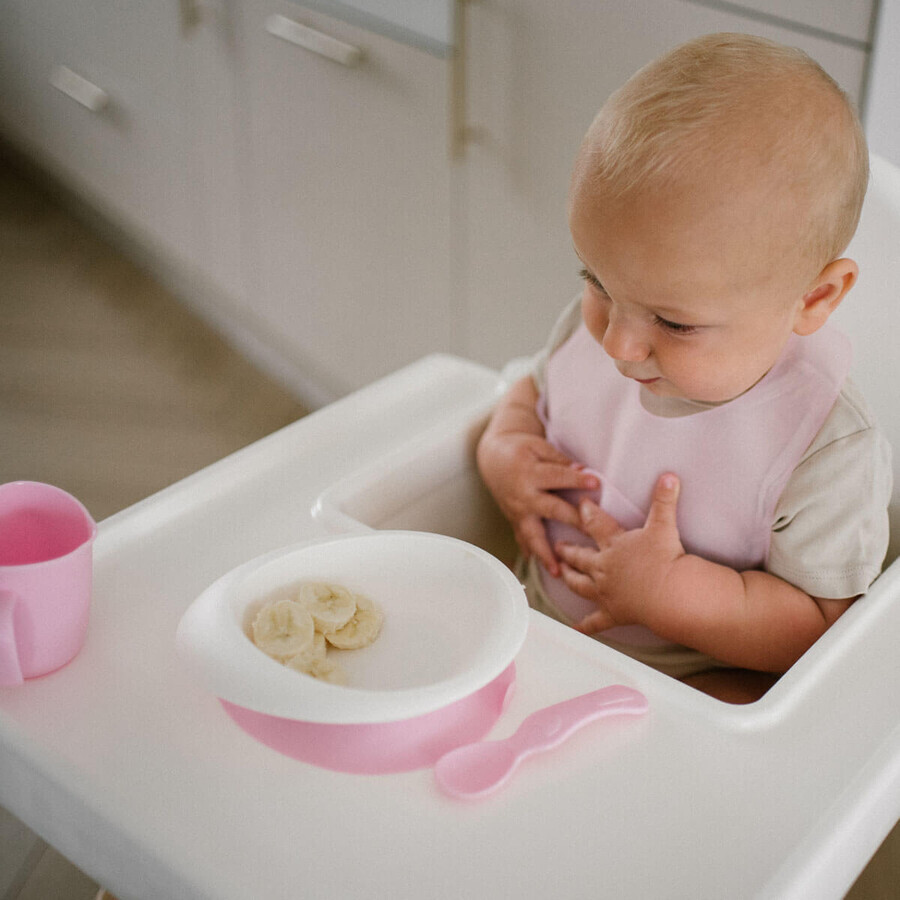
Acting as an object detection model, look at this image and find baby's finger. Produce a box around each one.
[574,608,615,634]
[531,441,580,468]
[644,472,681,532]
[558,560,599,599]
[578,499,622,545]
[555,541,600,574]
[536,494,584,529]
[519,516,560,576]
[533,462,600,493]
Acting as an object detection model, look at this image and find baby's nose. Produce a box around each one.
[602,312,650,362]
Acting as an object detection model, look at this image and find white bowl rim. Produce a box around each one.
[176,531,529,724]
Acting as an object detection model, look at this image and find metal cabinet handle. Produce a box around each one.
[264,14,362,67]
[49,65,109,112]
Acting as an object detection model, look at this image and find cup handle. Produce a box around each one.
[0,590,24,686]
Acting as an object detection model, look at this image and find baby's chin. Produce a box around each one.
[640,378,685,399]
[653,378,762,404]
[621,366,766,403]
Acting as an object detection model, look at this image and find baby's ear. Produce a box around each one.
[793,258,858,336]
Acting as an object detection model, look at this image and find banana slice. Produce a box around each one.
[285,632,348,683]
[251,582,383,685]
[251,598,315,662]
[297,581,356,632]
[324,594,383,650]
[312,656,348,685]
[285,631,327,671]
[291,653,348,686]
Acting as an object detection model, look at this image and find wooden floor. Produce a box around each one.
[0,157,898,898]
[0,158,307,898]
[0,161,307,521]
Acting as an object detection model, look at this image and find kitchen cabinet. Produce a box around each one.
[866,0,900,169]
[233,0,454,397]
[722,0,875,44]
[0,0,245,309]
[0,0,197,271]
[0,0,878,404]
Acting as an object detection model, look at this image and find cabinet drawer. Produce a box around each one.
[18,0,184,107]
[239,1,454,394]
[283,0,455,56]
[715,0,875,44]
[0,2,40,141]
[9,14,192,261]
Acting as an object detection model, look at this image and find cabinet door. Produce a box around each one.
[0,1,38,143]
[0,0,195,266]
[0,0,245,303]
[460,0,871,369]
[236,1,454,397]
[866,0,900,168]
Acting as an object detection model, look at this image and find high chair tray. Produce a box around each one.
[1,354,898,900]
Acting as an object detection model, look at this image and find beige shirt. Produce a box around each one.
[532,297,893,599]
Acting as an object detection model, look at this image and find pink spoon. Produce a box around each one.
[434,684,648,800]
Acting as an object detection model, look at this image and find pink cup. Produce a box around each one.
[0,481,97,686]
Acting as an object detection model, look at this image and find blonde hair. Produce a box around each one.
[573,33,869,270]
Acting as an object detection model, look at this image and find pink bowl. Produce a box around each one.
[177,533,529,724]
[221,663,516,774]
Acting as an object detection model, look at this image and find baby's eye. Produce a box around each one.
[654,314,697,335]
[578,267,607,295]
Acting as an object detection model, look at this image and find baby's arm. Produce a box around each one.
[556,474,856,672]
[476,375,600,575]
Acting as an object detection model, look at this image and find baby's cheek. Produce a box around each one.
[581,293,608,344]
[659,354,732,403]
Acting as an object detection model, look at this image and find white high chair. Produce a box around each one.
[312,153,900,896]
[835,154,900,561]
[2,157,899,900]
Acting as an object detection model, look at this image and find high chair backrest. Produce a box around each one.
[833,154,900,559]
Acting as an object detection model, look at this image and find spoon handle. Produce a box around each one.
[506,685,648,759]
[434,685,648,800]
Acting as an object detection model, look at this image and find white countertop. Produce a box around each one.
[2,354,899,899]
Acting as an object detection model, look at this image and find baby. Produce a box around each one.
[477,33,892,703]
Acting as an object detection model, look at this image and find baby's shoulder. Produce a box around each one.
[801,376,889,463]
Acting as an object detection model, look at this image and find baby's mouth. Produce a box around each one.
[618,367,660,385]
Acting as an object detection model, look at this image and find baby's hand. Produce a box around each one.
[555,473,686,633]
[477,430,599,575]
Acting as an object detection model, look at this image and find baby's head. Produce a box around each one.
[569,33,868,403]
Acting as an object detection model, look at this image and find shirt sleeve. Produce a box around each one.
[767,381,893,598]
